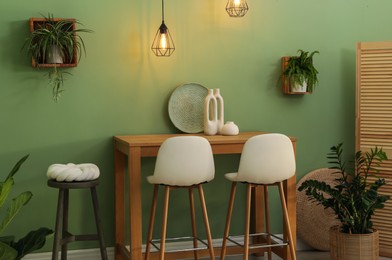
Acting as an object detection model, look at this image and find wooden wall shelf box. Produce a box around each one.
[281,56,312,95]
[29,18,78,68]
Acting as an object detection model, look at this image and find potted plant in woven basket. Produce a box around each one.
[298,143,390,260]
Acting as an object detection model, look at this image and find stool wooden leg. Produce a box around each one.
[61,189,69,260]
[91,187,108,260]
[264,186,272,260]
[159,186,170,260]
[278,182,296,260]
[197,185,215,260]
[220,182,237,260]
[244,184,252,260]
[189,187,199,260]
[145,185,159,260]
[52,189,65,260]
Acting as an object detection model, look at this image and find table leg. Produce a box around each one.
[283,175,296,260]
[129,147,143,260]
[114,148,125,260]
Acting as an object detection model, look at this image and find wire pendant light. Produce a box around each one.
[226,0,249,17]
[151,0,175,57]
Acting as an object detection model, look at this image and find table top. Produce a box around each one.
[114,131,296,147]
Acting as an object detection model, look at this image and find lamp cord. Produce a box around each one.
[161,0,165,22]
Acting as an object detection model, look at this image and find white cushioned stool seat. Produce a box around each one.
[146,136,214,186]
[47,163,100,182]
[224,133,295,183]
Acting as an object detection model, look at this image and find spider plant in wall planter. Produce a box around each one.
[22,14,92,102]
[282,49,319,93]
[0,155,53,259]
[298,143,390,260]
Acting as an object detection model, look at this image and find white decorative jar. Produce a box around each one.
[220,121,239,136]
[204,89,218,135]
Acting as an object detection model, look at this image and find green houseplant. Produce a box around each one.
[22,14,92,102]
[298,143,389,259]
[282,49,319,93]
[0,155,53,259]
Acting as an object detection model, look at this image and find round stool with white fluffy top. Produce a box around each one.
[47,163,100,182]
[47,163,107,260]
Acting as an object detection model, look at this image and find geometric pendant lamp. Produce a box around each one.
[151,0,175,56]
[226,0,249,17]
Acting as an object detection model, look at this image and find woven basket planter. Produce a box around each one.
[330,225,379,260]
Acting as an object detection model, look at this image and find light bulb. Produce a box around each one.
[160,33,167,50]
[234,0,241,6]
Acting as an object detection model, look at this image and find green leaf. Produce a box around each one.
[0,241,17,260]
[0,236,15,246]
[14,228,53,260]
[0,192,32,234]
[0,178,14,209]
[6,155,29,180]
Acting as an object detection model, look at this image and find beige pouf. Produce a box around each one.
[296,168,341,251]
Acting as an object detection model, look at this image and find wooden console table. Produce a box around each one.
[113,132,297,260]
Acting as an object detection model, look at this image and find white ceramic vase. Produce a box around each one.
[204,89,218,135]
[214,88,224,134]
[221,121,239,136]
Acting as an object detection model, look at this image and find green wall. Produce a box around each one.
[1,0,391,253]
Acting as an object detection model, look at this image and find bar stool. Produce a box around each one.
[220,133,297,260]
[144,136,215,260]
[47,164,108,260]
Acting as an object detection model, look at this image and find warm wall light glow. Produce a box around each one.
[226,0,249,17]
[151,0,175,57]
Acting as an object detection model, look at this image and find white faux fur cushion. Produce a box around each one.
[47,163,100,182]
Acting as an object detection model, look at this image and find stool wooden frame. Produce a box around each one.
[47,179,108,260]
[144,183,215,260]
[220,181,296,260]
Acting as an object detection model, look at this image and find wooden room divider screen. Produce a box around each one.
[356,41,392,257]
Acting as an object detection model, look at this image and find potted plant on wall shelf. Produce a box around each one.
[22,14,92,102]
[281,49,319,94]
[298,143,390,260]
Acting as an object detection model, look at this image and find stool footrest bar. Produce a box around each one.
[227,232,288,249]
[61,234,99,244]
[149,236,209,253]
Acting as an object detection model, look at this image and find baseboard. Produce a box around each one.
[22,235,310,259]
[22,248,115,260]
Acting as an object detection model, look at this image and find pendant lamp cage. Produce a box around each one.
[226,0,249,17]
[151,0,175,57]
